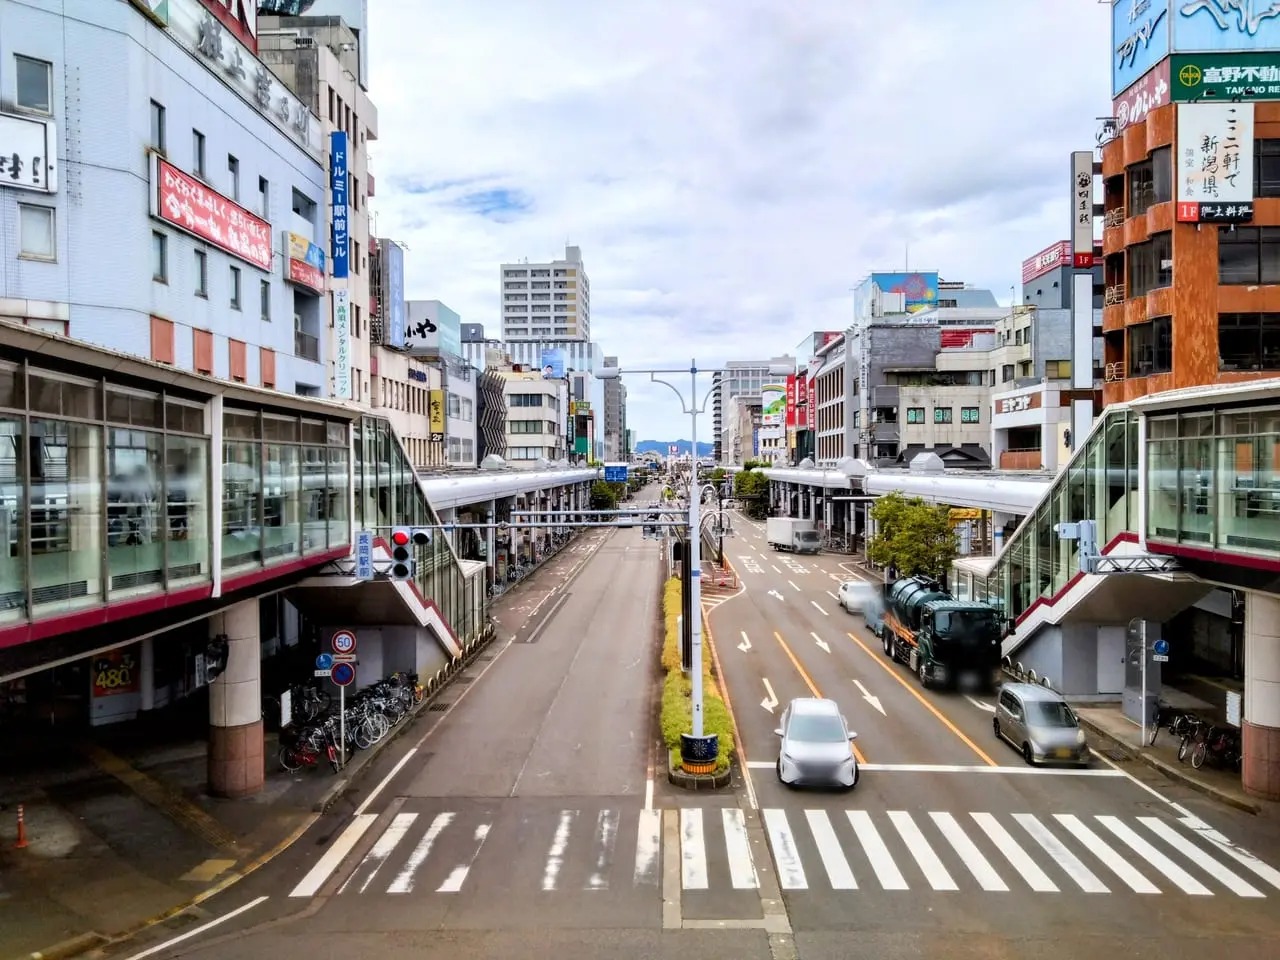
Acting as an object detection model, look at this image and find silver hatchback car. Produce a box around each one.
[775,698,860,789]
[993,683,1090,766]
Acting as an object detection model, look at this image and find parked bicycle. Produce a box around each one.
[1191,725,1242,771]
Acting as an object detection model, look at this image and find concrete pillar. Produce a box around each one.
[1243,592,1280,800]
[207,599,264,799]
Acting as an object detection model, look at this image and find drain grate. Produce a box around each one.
[1097,745,1130,762]
[428,702,451,712]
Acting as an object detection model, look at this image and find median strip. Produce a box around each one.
[659,577,735,773]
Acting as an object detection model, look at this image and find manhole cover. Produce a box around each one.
[428,702,451,712]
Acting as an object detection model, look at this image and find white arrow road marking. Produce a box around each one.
[788,580,801,591]
[738,631,752,652]
[811,631,830,653]
[853,678,886,716]
[965,695,996,713]
[761,678,779,713]
[768,589,785,601]
[811,601,828,616]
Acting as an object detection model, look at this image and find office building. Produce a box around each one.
[500,245,591,342]
[602,355,627,462]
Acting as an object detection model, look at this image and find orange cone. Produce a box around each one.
[14,804,28,849]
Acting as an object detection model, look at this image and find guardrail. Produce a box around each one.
[1001,655,1056,694]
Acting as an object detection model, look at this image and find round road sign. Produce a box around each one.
[331,630,357,655]
[315,653,334,671]
[330,661,356,687]
[1152,638,1170,657]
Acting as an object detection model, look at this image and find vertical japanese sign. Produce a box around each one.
[428,389,445,441]
[333,288,351,399]
[1070,151,1094,267]
[330,130,349,279]
[785,374,798,428]
[1176,103,1255,224]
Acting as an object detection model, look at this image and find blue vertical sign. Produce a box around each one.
[355,530,373,581]
[329,131,349,279]
[385,240,405,348]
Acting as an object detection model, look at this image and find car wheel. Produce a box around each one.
[775,757,784,783]
[1022,742,1034,765]
[992,718,1001,740]
[848,765,859,790]
[882,633,892,657]
[918,659,929,687]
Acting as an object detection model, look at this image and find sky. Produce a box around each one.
[364,0,1113,443]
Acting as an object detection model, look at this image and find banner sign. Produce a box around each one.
[329,130,349,278]
[152,155,270,270]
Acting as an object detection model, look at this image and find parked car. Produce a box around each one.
[993,683,1090,766]
[775,697,860,789]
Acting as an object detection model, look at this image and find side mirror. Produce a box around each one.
[849,732,859,741]
[773,728,784,737]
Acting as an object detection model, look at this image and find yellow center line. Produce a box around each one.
[773,630,868,765]
[844,631,998,767]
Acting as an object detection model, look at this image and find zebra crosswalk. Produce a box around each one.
[291,804,1280,901]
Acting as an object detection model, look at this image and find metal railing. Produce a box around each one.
[1104,207,1126,228]
[1104,283,1126,306]
[294,330,320,361]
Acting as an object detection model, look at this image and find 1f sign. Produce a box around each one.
[1070,151,1094,262]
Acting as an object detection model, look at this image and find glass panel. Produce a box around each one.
[264,443,300,561]
[224,409,260,440]
[106,388,162,428]
[326,445,349,548]
[1179,435,1213,544]
[165,399,205,435]
[1217,428,1280,553]
[165,434,210,587]
[106,427,164,599]
[29,418,103,615]
[1104,412,1130,543]
[263,414,299,444]
[1035,503,1052,598]
[1052,480,1070,592]
[28,373,100,419]
[222,440,262,571]
[0,416,25,624]
[1147,438,1180,540]
[0,362,22,410]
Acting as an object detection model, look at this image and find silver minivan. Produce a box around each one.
[993,683,1090,766]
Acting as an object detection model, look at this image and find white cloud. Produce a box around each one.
[365,0,1111,443]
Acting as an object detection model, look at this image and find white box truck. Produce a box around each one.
[766,517,820,554]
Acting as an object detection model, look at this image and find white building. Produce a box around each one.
[500,244,591,342]
[497,370,566,463]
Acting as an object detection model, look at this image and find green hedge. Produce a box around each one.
[658,577,735,772]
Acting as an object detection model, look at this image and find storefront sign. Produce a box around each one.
[92,648,141,698]
[1176,102,1254,222]
[162,0,319,157]
[995,393,1041,416]
[0,112,56,194]
[572,400,592,415]
[333,288,351,399]
[330,131,349,278]
[1181,200,1254,222]
[429,389,445,441]
[1113,0,1171,97]
[407,368,428,383]
[785,374,798,429]
[1021,241,1072,283]
[1071,151,1095,265]
[283,230,325,292]
[1113,58,1172,133]
[151,155,271,270]
[1171,52,1280,101]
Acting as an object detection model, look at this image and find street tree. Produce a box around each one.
[867,491,958,580]
[733,469,769,519]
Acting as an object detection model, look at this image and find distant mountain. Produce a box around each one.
[635,440,714,457]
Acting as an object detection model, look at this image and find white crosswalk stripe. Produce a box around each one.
[293,806,1280,900]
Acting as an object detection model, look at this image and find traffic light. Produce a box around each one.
[390,527,432,579]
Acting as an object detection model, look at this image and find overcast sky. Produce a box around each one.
[366,0,1111,443]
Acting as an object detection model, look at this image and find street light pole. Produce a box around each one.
[687,361,704,740]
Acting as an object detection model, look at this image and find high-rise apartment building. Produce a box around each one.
[602,355,627,462]
[500,245,591,342]
[715,359,792,464]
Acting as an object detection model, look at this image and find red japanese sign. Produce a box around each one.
[796,375,809,429]
[1021,241,1071,283]
[804,375,816,431]
[785,374,798,429]
[286,257,324,292]
[154,157,272,271]
[198,0,259,54]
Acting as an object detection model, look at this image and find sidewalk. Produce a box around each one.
[0,534,597,960]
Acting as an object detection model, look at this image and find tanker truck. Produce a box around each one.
[870,575,1008,692]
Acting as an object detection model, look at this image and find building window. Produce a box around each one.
[227,155,239,201]
[152,231,168,282]
[1128,231,1172,296]
[258,176,269,217]
[17,203,55,259]
[1218,313,1280,371]
[150,100,166,153]
[905,407,925,424]
[1128,316,1173,376]
[229,266,242,310]
[1254,140,1280,197]
[260,279,271,321]
[194,249,207,296]
[1150,146,1172,205]
[1044,360,1072,379]
[192,129,206,178]
[961,406,980,424]
[15,55,52,113]
[933,407,953,424]
[1218,227,1280,284]
[1128,158,1154,216]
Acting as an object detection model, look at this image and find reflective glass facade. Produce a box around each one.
[965,409,1140,620]
[354,416,485,644]
[1146,405,1280,557]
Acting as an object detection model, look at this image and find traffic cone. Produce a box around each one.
[14,804,28,849]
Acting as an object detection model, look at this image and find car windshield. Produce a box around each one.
[935,609,998,642]
[787,713,847,743]
[797,531,820,542]
[1026,701,1077,727]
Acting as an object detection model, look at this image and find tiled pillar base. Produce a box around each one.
[1242,720,1280,801]
[208,719,265,799]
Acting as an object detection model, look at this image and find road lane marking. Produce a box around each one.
[354,748,420,816]
[810,631,830,653]
[845,630,997,767]
[846,810,908,890]
[1095,816,1212,895]
[123,896,269,960]
[722,808,760,889]
[889,811,957,890]
[805,810,857,889]
[1013,813,1108,893]
[965,695,996,713]
[290,813,378,897]
[341,812,418,894]
[852,678,885,716]
[930,811,1008,891]
[389,812,455,894]
[1053,814,1158,893]
[738,631,752,652]
[540,810,577,892]
[971,812,1058,893]
[439,823,491,893]
[789,579,801,591]
[763,808,808,889]
[681,808,709,889]
[635,808,662,885]
[811,601,828,616]
[773,630,866,763]
[1175,818,1280,891]
[761,678,779,713]
[588,809,621,890]
[771,564,782,574]
[826,590,838,601]
[1138,817,1262,898]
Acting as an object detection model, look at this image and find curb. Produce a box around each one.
[667,762,732,790]
[1075,714,1263,815]
[24,932,107,960]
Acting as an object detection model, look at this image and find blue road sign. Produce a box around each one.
[331,661,356,687]
[315,653,334,671]
[1152,638,1170,657]
[355,530,374,580]
[604,464,628,483]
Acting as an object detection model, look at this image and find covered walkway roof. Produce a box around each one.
[422,468,600,510]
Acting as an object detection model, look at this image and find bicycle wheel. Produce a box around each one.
[1191,740,1208,769]
[1147,719,1160,746]
[1178,735,1192,762]
[279,745,303,773]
